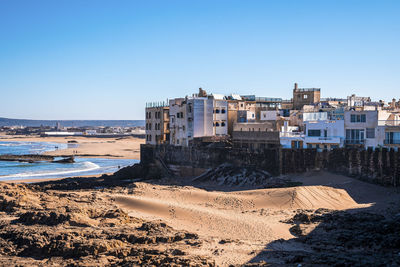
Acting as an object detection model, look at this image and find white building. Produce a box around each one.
[304,120,345,150]
[347,94,371,107]
[280,121,305,149]
[303,112,328,122]
[344,110,390,149]
[169,91,228,146]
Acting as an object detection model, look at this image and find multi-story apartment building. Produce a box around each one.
[344,109,390,149]
[145,103,170,145]
[169,89,228,146]
[169,98,188,146]
[227,97,256,136]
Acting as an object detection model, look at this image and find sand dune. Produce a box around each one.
[114,183,361,265]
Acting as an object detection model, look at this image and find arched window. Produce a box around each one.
[215,122,220,127]
[221,109,226,114]
[215,109,220,114]
[221,122,225,126]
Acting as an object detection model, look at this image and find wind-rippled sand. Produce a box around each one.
[114,181,363,265]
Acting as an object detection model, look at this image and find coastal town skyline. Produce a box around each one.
[1,0,399,120]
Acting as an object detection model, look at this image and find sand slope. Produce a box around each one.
[114,183,361,265]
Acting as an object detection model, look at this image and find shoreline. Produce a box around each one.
[1,172,114,184]
[0,135,143,183]
[0,135,144,160]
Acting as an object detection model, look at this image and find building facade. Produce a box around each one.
[292,83,321,110]
[145,103,170,145]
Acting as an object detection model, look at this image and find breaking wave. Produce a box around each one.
[0,161,100,180]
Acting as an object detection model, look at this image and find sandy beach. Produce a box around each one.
[0,135,144,160]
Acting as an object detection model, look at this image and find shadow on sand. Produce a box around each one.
[245,172,400,266]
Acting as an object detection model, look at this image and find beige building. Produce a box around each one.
[145,104,170,145]
[232,121,280,150]
[292,83,321,110]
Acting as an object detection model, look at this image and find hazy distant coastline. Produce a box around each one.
[0,117,145,127]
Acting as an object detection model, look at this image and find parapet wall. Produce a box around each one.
[141,144,400,186]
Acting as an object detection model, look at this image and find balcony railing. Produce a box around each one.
[280,132,305,138]
[384,139,400,145]
[345,139,365,145]
[378,120,400,126]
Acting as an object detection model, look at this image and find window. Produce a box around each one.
[177,113,180,118]
[215,122,220,127]
[351,114,366,123]
[149,113,151,119]
[293,141,301,149]
[182,126,185,131]
[188,105,192,113]
[180,112,184,118]
[221,122,225,126]
[215,109,220,114]
[366,128,375,139]
[308,130,321,137]
[149,124,152,130]
[308,144,313,148]
[304,95,308,99]
[346,129,365,142]
[221,109,226,114]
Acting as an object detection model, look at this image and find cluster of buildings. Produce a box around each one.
[145,84,400,150]
[1,124,145,138]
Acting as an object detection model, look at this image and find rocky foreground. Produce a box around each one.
[0,178,214,266]
[0,165,400,266]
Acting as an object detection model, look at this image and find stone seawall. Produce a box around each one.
[141,144,400,186]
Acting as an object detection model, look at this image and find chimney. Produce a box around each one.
[294,83,298,90]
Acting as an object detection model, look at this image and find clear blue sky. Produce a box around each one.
[1,0,399,120]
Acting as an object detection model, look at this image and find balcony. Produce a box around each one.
[305,136,342,144]
[384,139,400,145]
[345,139,365,145]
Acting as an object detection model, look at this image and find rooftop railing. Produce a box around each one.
[294,88,321,92]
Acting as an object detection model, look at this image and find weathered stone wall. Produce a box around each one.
[140,144,400,186]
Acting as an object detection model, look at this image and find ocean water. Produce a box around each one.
[0,141,138,181]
